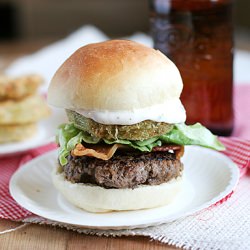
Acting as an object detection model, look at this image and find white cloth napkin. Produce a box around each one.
[22,175,250,250]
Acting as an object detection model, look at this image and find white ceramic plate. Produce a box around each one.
[10,146,240,230]
[0,107,67,156]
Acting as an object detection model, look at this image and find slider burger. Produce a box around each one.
[48,40,224,212]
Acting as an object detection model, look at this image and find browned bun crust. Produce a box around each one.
[48,40,183,111]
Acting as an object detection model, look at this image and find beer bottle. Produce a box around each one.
[150,0,234,136]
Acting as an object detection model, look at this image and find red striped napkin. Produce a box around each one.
[0,138,249,221]
[0,143,56,220]
[0,85,249,221]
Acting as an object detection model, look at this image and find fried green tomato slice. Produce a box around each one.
[66,110,173,141]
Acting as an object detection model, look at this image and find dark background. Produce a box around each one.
[0,0,249,41]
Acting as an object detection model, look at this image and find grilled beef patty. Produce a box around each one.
[62,151,183,189]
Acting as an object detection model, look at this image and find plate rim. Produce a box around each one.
[9,146,240,230]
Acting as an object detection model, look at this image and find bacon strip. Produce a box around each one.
[72,143,184,160]
[153,144,184,160]
[72,143,123,160]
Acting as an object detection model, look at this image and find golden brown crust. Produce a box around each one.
[0,123,37,143]
[0,74,43,100]
[62,40,167,83]
[0,95,50,125]
[48,40,183,111]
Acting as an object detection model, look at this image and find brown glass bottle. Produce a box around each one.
[149,0,234,136]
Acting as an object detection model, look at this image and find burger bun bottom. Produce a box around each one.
[52,165,183,213]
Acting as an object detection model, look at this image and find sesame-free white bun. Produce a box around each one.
[48,40,183,113]
[52,165,183,213]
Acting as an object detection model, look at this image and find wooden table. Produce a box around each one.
[0,219,178,250]
[0,40,178,250]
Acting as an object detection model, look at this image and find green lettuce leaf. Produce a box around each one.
[56,123,224,166]
[103,137,162,152]
[57,123,100,165]
[160,123,225,150]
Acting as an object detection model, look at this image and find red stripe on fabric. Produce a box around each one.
[0,143,56,220]
[0,138,249,221]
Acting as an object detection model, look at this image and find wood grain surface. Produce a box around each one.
[0,219,178,250]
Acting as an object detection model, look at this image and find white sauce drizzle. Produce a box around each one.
[74,99,186,125]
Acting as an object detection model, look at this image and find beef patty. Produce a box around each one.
[62,151,183,189]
